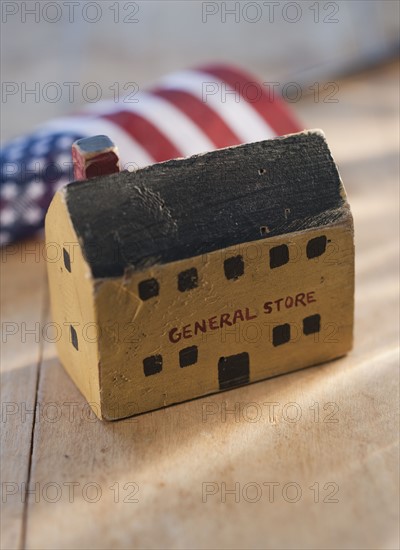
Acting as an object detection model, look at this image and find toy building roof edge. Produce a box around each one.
[60,130,351,279]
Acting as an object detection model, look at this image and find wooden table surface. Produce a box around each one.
[1,61,399,550]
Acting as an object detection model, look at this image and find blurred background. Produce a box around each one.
[1,0,399,141]
[1,2,399,550]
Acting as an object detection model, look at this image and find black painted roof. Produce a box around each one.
[64,130,347,278]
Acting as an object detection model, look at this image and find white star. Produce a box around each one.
[57,153,72,170]
[1,207,17,226]
[23,206,43,225]
[1,182,18,200]
[2,162,20,178]
[56,135,75,150]
[26,181,45,199]
[31,139,50,156]
[27,157,46,171]
[6,147,24,162]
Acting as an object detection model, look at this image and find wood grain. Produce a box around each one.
[0,239,46,550]
[1,62,399,550]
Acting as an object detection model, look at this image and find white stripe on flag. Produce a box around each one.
[158,70,276,143]
[83,93,215,157]
[36,116,154,168]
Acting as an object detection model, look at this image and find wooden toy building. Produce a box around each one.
[46,130,354,420]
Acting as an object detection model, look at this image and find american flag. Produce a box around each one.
[0,64,301,245]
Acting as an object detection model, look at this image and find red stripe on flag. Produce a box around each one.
[102,111,181,163]
[151,88,241,149]
[199,64,302,137]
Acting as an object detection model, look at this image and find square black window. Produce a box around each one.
[143,355,162,376]
[218,352,250,391]
[63,247,71,273]
[306,236,327,259]
[272,323,290,346]
[224,255,244,280]
[138,278,159,300]
[70,325,78,350]
[303,314,321,335]
[179,346,198,368]
[270,244,289,269]
[178,268,198,292]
